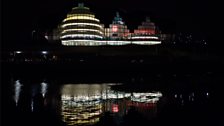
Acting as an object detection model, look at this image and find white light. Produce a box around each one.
[62,40,107,46]
[206,92,209,96]
[61,40,161,46]
[130,36,159,39]
[125,93,131,97]
[63,16,100,22]
[132,41,161,45]
[60,34,103,39]
[61,29,104,35]
[15,51,22,54]
[107,41,131,45]
[61,23,103,29]
[174,94,178,98]
[44,35,49,40]
[41,82,48,97]
[41,51,48,54]
[14,80,22,106]
[62,39,99,42]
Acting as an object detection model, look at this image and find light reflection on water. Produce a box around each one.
[13,80,49,112]
[41,82,48,97]
[14,80,22,106]
[10,76,216,126]
[60,84,162,126]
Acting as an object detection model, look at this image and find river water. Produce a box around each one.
[1,71,223,126]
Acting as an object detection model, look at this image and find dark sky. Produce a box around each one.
[2,0,222,46]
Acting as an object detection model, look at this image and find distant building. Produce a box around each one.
[50,3,162,46]
[60,3,105,46]
[134,17,156,35]
[106,12,130,39]
[129,17,161,45]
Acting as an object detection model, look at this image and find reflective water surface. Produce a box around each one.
[2,72,223,126]
[60,84,162,126]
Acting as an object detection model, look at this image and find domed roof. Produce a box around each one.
[69,3,94,15]
[60,3,105,46]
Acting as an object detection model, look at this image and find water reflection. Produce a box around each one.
[13,80,49,112]
[60,83,162,126]
[14,80,22,106]
[31,81,49,112]
[8,73,218,126]
[41,82,48,97]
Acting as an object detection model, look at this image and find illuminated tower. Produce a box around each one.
[130,17,161,45]
[60,3,105,46]
[134,17,156,35]
[107,12,130,39]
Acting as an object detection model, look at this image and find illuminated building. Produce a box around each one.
[134,17,156,35]
[129,17,161,45]
[106,12,130,40]
[60,3,105,46]
[54,3,161,46]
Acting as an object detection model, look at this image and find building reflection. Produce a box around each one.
[40,82,48,98]
[10,76,213,126]
[14,80,23,106]
[60,84,163,126]
[13,79,49,112]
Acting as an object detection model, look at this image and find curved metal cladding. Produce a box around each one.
[60,3,105,46]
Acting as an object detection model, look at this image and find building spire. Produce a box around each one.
[146,17,151,22]
[78,3,84,7]
[116,12,120,17]
[113,12,124,25]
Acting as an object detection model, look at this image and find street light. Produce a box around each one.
[15,51,22,54]
[41,51,48,54]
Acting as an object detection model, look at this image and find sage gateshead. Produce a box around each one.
[54,3,161,46]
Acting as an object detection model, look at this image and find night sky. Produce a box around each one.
[2,0,222,47]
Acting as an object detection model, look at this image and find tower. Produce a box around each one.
[107,12,130,40]
[60,3,105,46]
